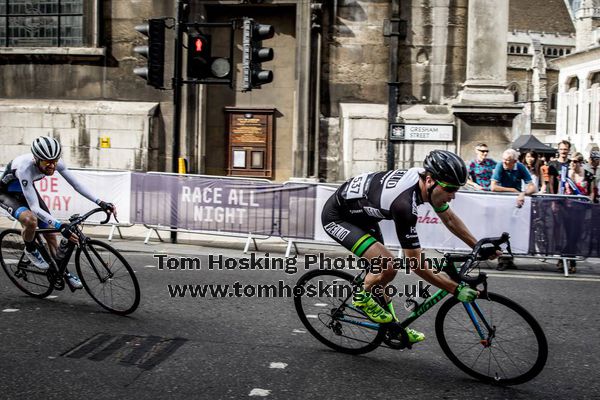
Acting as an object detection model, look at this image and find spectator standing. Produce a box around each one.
[491,149,538,207]
[490,149,538,270]
[548,140,571,194]
[521,151,545,192]
[584,150,600,203]
[467,143,496,190]
[565,152,595,199]
[539,159,551,193]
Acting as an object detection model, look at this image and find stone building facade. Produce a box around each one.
[506,0,576,143]
[553,0,600,155]
[0,0,580,182]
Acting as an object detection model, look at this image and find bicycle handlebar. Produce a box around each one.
[443,232,512,288]
[69,207,113,226]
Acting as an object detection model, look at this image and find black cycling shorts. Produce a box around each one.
[321,191,383,257]
[0,189,51,228]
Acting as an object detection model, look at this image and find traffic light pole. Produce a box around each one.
[170,0,186,243]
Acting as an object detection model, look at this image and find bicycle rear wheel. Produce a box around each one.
[435,292,548,385]
[75,239,140,315]
[0,229,53,298]
[294,269,385,355]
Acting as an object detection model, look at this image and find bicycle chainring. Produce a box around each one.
[382,323,411,350]
[46,269,65,291]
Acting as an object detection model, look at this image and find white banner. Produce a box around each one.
[35,170,131,224]
[9,170,132,225]
[314,187,531,254]
[314,185,338,242]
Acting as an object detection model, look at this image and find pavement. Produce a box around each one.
[2,218,600,399]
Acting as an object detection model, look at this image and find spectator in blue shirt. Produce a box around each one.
[491,149,538,207]
[490,149,538,271]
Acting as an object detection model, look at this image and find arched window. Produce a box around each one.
[510,46,515,53]
[508,83,521,103]
[559,48,564,56]
[516,46,521,54]
[568,76,580,90]
[553,48,558,56]
[524,46,529,54]
[566,49,571,55]
[590,72,600,86]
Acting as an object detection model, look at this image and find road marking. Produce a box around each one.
[292,329,306,334]
[47,296,58,299]
[306,315,317,319]
[269,362,287,369]
[487,273,600,282]
[249,389,271,397]
[2,309,19,312]
[314,303,328,307]
[144,265,155,268]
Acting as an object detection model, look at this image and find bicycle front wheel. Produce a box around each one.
[75,240,140,315]
[294,269,385,355]
[0,229,53,298]
[435,292,548,385]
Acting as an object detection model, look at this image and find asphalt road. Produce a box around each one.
[1,245,599,400]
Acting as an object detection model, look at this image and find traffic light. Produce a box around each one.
[187,32,232,83]
[133,19,166,89]
[187,33,212,79]
[242,18,275,91]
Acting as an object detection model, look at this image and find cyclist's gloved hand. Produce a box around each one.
[454,284,478,303]
[97,200,117,218]
[58,223,75,239]
[97,200,114,212]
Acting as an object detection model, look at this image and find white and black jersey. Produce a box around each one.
[322,168,425,254]
[0,154,98,228]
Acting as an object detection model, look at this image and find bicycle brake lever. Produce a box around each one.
[480,277,490,300]
[506,241,514,257]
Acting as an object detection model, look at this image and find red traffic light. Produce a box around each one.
[194,37,204,52]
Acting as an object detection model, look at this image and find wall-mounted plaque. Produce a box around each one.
[225,108,275,178]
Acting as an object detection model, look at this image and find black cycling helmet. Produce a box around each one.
[423,150,467,187]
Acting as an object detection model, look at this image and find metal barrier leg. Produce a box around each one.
[561,258,569,277]
[108,224,116,242]
[117,226,124,239]
[244,234,252,253]
[144,228,153,245]
[285,240,293,258]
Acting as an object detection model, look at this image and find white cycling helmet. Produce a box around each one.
[31,136,62,161]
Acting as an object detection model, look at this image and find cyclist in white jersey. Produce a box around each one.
[0,137,116,288]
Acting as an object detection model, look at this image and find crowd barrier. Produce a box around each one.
[2,168,598,276]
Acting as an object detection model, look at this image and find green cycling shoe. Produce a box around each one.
[352,289,393,324]
[353,290,426,343]
[385,301,426,344]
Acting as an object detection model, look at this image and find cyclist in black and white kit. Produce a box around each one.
[322,150,500,344]
[0,137,116,288]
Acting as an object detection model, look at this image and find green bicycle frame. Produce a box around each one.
[340,288,491,342]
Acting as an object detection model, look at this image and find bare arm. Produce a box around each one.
[490,180,519,193]
[437,207,477,248]
[548,175,556,194]
[467,178,483,190]
[404,247,459,294]
[523,181,538,196]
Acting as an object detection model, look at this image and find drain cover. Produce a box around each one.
[62,334,187,370]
